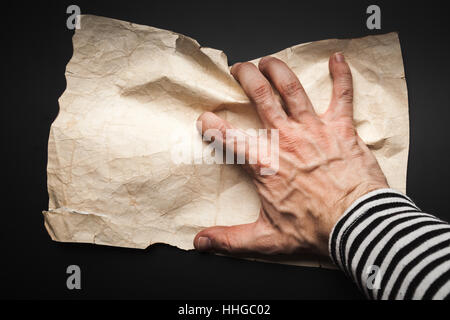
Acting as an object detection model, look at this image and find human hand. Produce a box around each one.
[194,53,388,257]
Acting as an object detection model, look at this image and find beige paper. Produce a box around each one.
[43,15,408,267]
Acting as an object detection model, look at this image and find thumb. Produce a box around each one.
[194,221,271,254]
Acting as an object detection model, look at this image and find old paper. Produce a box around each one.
[43,15,409,267]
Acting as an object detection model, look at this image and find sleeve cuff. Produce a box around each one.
[328,188,419,272]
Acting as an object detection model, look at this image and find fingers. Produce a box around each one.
[197,112,252,164]
[327,52,354,121]
[193,220,276,254]
[231,62,287,127]
[197,111,234,140]
[194,223,257,254]
[258,57,317,121]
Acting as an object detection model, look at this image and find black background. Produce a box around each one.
[1,0,450,299]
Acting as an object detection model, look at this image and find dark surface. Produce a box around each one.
[1,0,449,299]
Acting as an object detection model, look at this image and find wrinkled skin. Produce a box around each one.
[194,53,388,257]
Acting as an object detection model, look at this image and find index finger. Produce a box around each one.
[231,62,287,128]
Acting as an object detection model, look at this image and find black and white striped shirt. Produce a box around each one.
[329,188,450,300]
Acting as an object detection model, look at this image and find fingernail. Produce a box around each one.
[197,237,212,251]
[335,52,345,62]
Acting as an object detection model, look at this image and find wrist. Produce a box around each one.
[327,187,412,267]
[320,182,389,256]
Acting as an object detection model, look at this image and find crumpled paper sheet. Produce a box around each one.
[43,15,409,268]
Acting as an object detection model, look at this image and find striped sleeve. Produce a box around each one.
[329,188,450,300]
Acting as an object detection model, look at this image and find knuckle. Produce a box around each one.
[252,83,273,104]
[216,122,228,135]
[279,132,300,153]
[255,238,279,254]
[334,121,355,137]
[251,158,273,174]
[216,232,235,253]
[223,233,235,252]
[280,81,304,97]
[253,228,282,254]
[313,127,329,146]
[337,87,353,102]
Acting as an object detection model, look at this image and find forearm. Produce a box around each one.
[329,188,450,300]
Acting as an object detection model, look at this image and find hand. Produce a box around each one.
[194,53,388,257]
